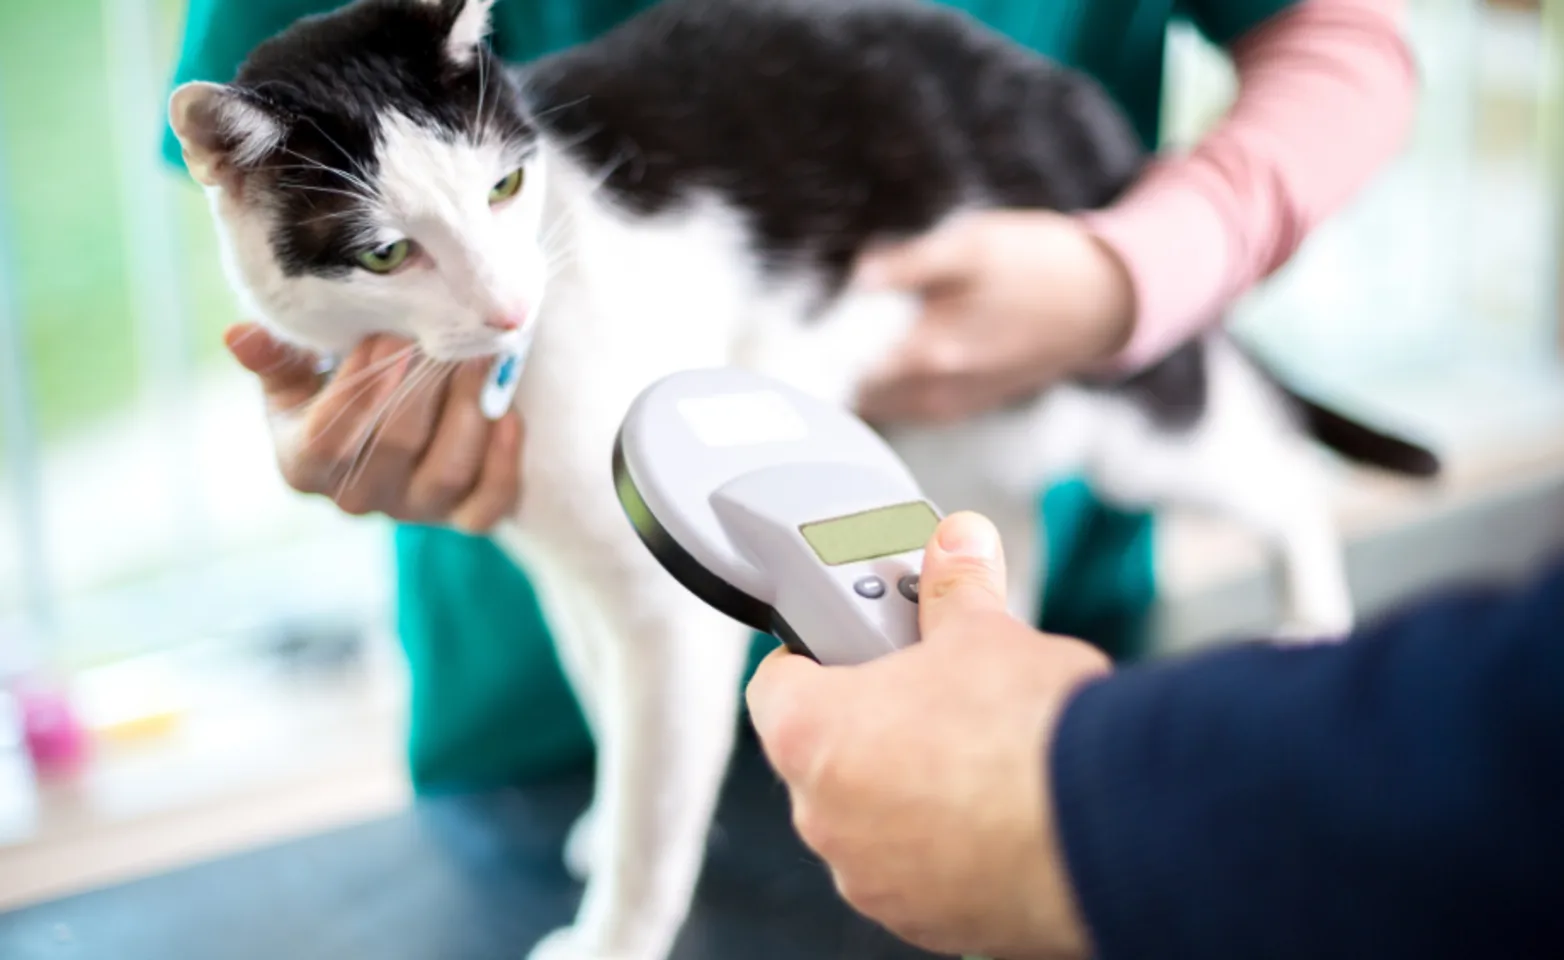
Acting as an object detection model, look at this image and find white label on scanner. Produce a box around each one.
[678,391,809,448]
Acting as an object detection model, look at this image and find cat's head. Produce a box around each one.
[168,0,547,361]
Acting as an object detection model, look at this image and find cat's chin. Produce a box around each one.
[423,344,509,364]
[422,331,531,364]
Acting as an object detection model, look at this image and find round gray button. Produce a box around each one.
[898,574,920,602]
[854,576,886,599]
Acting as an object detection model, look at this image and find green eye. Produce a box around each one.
[356,239,412,274]
[489,168,524,204]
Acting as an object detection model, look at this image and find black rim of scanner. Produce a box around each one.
[611,430,815,660]
[612,429,770,633]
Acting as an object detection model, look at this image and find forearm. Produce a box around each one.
[1080,0,1417,371]
[1048,558,1564,959]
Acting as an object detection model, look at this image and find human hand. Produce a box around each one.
[853,210,1135,424]
[224,323,522,532]
[746,512,1111,959]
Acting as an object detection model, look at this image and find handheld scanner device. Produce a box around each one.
[613,368,940,666]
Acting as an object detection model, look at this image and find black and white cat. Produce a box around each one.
[168,1,1438,957]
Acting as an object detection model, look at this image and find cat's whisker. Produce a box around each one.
[541,247,579,277]
[540,224,577,251]
[541,239,579,265]
[541,233,580,260]
[331,361,426,502]
[271,145,377,197]
[316,344,420,398]
[472,42,491,148]
[270,161,377,199]
[251,339,332,384]
[292,346,422,448]
[224,323,273,353]
[301,208,374,228]
[288,182,381,204]
[543,246,576,266]
[295,117,379,194]
[334,357,453,501]
[526,95,590,126]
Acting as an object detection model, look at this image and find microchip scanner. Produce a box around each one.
[613,368,941,665]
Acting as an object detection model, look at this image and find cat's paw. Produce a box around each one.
[527,926,588,960]
[563,806,600,881]
[529,925,640,960]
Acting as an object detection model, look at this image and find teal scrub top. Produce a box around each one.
[164,0,1295,792]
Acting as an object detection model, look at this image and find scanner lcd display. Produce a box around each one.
[798,501,939,566]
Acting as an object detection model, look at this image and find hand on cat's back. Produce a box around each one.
[223,323,522,532]
[854,210,1136,425]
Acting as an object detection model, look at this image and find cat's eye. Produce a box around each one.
[357,239,412,274]
[489,168,525,204]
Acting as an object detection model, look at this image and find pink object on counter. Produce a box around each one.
[17,684,89,778]
[1079,0,1418,373]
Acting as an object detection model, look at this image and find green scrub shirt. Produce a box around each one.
[164,0,1296,792]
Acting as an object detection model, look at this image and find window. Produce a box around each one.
[1162,0,1562,458]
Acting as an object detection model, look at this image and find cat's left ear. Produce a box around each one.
[168,81,288,190]
[440,0,497,66]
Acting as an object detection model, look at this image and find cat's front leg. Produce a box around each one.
[505,269,755,959]
[507,424,754,960]
[524,560,754,960]
[497,526,611,882]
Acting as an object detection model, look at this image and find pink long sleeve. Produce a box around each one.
[1080,0,1418,372]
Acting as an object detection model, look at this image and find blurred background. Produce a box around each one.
[0,0,1560,911]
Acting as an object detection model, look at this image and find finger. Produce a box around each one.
[919,511,1008,640]
[351,358,451,511]
[854,305,976,422]
[309,336,410,443]
[852,220,977,293]
[856,372,985,426]
[746,647,832,784]
[405,359,495,520]
[448,411,523,533]
[339,356,450,515]
[298,338,411,494]
[224,323,322,412]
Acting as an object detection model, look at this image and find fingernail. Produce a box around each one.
[936,512,999,560]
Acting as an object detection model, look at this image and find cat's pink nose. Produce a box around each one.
[484,309,527,332]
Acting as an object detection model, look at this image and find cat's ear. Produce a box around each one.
[441,0,496,66]
[168,81,286,189]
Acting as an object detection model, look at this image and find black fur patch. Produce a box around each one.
[1095,338,1209,432]
[523,0,1145,294]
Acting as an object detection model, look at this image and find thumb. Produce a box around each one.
[224,322,322,411]
[853,220,976,293]
[919,511,1008,640]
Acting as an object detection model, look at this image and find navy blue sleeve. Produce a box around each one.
[1050,557,1564,960]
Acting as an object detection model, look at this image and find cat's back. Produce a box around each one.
[522,0,1144,285]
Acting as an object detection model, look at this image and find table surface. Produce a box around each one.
[0,728,951,960]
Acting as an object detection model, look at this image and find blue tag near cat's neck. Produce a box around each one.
[480,344,528,421]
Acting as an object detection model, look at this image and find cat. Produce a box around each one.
[167,1,1440,957]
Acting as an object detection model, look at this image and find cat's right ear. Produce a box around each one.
[168,82,286,189]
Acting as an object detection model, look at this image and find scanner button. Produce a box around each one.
[853,576,886,600]
[898,574,920,603]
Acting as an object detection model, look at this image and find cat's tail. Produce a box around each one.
[1289,392,1442,478]
[1238,340,1443,479]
